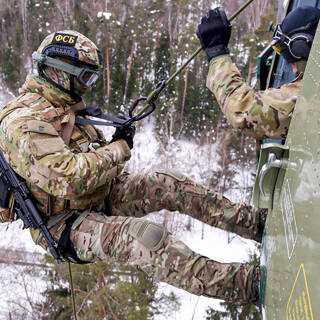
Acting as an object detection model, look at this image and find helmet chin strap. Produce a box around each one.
[38,64,83,103]
[69,74,82,102]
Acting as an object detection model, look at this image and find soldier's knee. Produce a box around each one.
[128,219,168,251]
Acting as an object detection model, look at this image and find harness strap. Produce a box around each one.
[75,107,130,128]
[75,116,121,127]
[58,214,89,265]
[61,111,76,145]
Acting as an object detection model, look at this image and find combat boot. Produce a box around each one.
[188,256,261,304]
[254,209,268,243]
[247,265,261,305]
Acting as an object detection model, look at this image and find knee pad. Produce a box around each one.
[128,219,168,251]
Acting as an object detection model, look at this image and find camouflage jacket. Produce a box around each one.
[0,75,131,219]
[206,55,302,140]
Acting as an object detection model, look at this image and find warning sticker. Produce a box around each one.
[281,179,298,260]
[286,264,314,320]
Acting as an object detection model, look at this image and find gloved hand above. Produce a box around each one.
[196,8,232,62]
[110,124,136,150]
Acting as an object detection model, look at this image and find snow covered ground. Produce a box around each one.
[0,108,258,319]
[0,224,47,320]
[148,211,258,320]
[0,89,47,320]
[114,119,258,319]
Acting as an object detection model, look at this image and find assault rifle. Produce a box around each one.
[0,151,62,263]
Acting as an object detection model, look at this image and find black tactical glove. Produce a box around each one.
[110,125,136,149]
[196,8,232,61]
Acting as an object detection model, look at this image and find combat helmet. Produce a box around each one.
[32,30,102,100]
[271,6,320,63]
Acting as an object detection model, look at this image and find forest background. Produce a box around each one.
[0,0,277,319]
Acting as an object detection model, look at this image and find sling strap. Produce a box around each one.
[58,213,89,264]
[75,107,130,128]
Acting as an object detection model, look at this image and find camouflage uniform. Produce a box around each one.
[0,75,261,304]
[0,27,266,303]
[207,55,302,139]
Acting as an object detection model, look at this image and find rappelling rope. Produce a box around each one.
[68,261,78,320]
[66,1,256,318]
[132,0,256,118]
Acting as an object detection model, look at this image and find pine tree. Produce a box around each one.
[206,303,261,320]
[37,257,180,319]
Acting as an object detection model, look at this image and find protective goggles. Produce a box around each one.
[32,52,100,87]
[271,25,310,59]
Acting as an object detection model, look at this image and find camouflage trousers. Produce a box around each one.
[68,171,262,304]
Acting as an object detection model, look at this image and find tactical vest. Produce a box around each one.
[0,91,116,222]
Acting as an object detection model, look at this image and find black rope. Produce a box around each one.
[75,107,132,128]
[68,261,78,320]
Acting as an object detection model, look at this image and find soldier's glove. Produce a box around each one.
[110,125,136,149]
[196,8,232,62]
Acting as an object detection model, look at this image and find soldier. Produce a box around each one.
[0,30,263,305]
[197,6,320,140]
[195,4,320,305]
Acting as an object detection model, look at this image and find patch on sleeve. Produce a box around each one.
[30,136,65,159]
[22,120,59,136]
[24,120,65,159]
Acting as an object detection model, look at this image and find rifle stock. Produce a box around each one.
[0,151,62,263]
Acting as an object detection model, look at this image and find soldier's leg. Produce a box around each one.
[69,212,259,304]
[110,172,266,241]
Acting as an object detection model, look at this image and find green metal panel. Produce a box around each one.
[261,21,320,320]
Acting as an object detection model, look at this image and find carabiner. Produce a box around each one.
[129,97,156,122]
